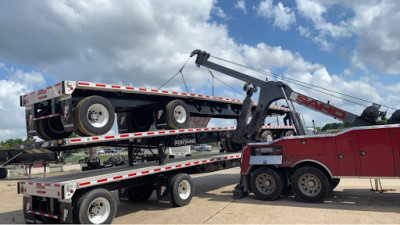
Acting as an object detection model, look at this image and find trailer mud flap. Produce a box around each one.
[59,202,73,224]
[156,185,173,207]
[23,196,36,224]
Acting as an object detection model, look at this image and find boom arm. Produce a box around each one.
[191,50,380,144]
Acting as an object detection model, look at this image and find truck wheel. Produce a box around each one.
[0,168,8,179]
[166,100,190,129]
[260,130,274,142]
[291,166,330,202]
[36,118,72,140]
[74,96,115,136]
[119,183,155,202]
[250,167,286,201]
[74,188,116,224]
[169,173,194,207]
[280,130,295,137]
[127,110,154,132]
[331,178,340,191]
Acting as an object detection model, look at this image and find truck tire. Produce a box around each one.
[280,130,295,137]
[260,130,274,142]
[291,166,330,203]
[169,173,194,207]
[127,110,154,132]
[250,167,286,201]
[36,118,72,140]
[73,188,116,224]
[0,168,7,179]
[119,184,155,202]
[74,96,115,136]
[166,100,190,129]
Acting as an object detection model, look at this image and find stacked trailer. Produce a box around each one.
[17,126,250,224]
[20,80,290,140]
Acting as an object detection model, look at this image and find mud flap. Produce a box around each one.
[23,196,36,224]
[156,185,173,207]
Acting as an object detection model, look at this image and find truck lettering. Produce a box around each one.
[296,94,346,119]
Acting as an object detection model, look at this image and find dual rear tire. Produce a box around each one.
[250,166,331,203]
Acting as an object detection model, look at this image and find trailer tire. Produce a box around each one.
[280,130,295,137]
[119,184,155,202]
[169,173,194,207]
[166,100,190,129]
[250,167,286,201]
[36,118,72,140]
[127,110,154,132]
[260,130,274,142]
[74,96,115,136]
[291,166,330,203]
[0,168,7,179]
[73,188,116,224]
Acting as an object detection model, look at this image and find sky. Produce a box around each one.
[0,0,400,140]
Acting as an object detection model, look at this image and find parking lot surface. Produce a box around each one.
[1,167,400,224]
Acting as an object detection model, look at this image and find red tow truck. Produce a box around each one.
[192,49,400,202]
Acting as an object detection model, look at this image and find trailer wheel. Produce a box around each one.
[166,100,190,129]
[0,168,7,179]
[169,173,194,207]
[74,96,115,136]
[127,110,154,132]
[250,167,286,201]
[291,166,330,202]
[36,118,72,140]
[74,188,116,224]
[280,130,295,137]
[119,183,155,202]
[260,130,274,142]
[331,178,340,191]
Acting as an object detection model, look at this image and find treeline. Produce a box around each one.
[320,123,352,132]
[0,137,35,149]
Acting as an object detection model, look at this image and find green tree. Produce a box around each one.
[0,137,36,149]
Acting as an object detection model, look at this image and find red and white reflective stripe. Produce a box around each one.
[32,113,60,121]
[261,125,294,129]
[25,210,58,219]
[66,126,236,145]
[76,81,244,104]
[77,154,241,188]
[21,181,61,188]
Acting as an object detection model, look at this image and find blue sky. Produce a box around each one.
[0,0,399,140]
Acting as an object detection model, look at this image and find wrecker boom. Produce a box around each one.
[191,50,393,144]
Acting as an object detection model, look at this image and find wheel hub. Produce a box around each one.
[298,173,321,196]
[256,173,275,193]
[86,104,109,128]
[87,197,111,224]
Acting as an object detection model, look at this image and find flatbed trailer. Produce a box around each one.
[20,80,289,140]
[16,125,293,224]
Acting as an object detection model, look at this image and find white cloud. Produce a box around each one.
[0,65,45,140]
[235,0,247,14]
[0,0,397,140]
[257,0,296,31]
[347,0,400,75]
[295,0,351,51]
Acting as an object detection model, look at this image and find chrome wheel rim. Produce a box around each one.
[87,104,109,128]
[178,180,191,200]
[255,173,276,194]
[174,105,187,124]
[298,173,322,197]
[87,197,111,224]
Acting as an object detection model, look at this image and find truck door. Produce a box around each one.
[335,134,358,176]
[356,128,397,177]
